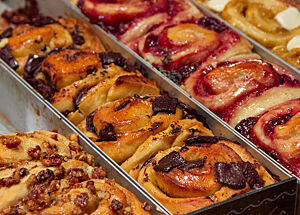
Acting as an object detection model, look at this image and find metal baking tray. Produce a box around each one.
[1,0,298,214]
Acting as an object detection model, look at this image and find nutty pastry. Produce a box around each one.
[236,98,300,177]
[128,16,259,81]
[77,95,207,163]
[0,3,104,76]
[121,120,275,214]
[0,130,150,214]
[72,0,202,43]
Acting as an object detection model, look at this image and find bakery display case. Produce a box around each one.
[0,0,299,214]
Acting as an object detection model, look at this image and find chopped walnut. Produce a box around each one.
[35,169,54,184]
[42,153,63,167]
[1,136,21,149]
[28,145,41,160]
[0,176,20,187]
[74,192,89,207]
[110,199,123,212]
[92,167,106,179]
[86,180,96,194]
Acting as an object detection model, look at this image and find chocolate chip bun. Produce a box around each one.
[0,130,150,214]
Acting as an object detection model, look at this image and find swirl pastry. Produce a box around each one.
[130,133,275,214]
[129,16,259,81]
[235,99,300,177]
[0,130,150,214]
[184,59,300,123]
[220,0,300,69]
[74,0,202,43]
[78,96,208,163]
[0,15,104,76]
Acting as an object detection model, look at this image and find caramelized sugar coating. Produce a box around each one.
[0,130,150,214]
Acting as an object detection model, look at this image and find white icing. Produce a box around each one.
[287,35,300,50]
[206,0,231,12]
[275,7,300,31]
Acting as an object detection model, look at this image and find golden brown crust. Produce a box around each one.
[0,131,149,214]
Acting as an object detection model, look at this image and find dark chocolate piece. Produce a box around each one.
[214,161,264,189]
[114,99,131,112]
[71,25,85,45]
[0,27,13,39]
[179,102,209,128]
[24,54,46,78]
[73,88,90,109]
[158,66,182,84]
[152,96,178,115]
[0,46,18,70]
[86,112,96,133]
[154,151,205,173]
[97,123,117,142]
[98,52,126,67]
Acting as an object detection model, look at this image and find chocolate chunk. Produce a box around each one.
[214,162,246,189]
[110,199,123,212]
[0,27,13,39]
[150,122,163,131]
[185,136,228,147]
[179,102,209,128]
[214,161,265,189]
[154,151,205,173]
[1,136,21,149]
[235,117,259,139]
[180,146,189,152]
[74,193,89,207]
[170,125,181,134]
[24,55,46,78]
[154,151,185,173]
[73,88,90,109]
[197,16,228,33]
[71,25,85,45]
[141,155,155,169]
[26,78,56,100]
[31,16,57,27]
[98,52,126,67]
[114,99,131,112]
[152,96,178,115]
[98,123,117,141]
[0,46,18,70]
[86,112,96,133]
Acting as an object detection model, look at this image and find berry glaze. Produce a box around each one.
[130,16,249,81]
[184,59,298,122]
[235,99,300,177]
[78,0,200,43]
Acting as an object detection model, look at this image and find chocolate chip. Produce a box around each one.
[0,46,18,70]
[98,52,126,67]
[73,88,90,109]
[0,27,13,39]
[24,55,46,78]
[152,96,178,115]
[170,126,181,134]
[97,123,117,141]
[114,99,131,112]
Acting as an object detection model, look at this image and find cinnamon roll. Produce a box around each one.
[235,98,300,177]
[74,0,202,43]
[184,59,300,123]
[129,16,259,81]
[133,135,275,214]
[221,0,300,69]
[77,96,208,163]
[0,130,150,214]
